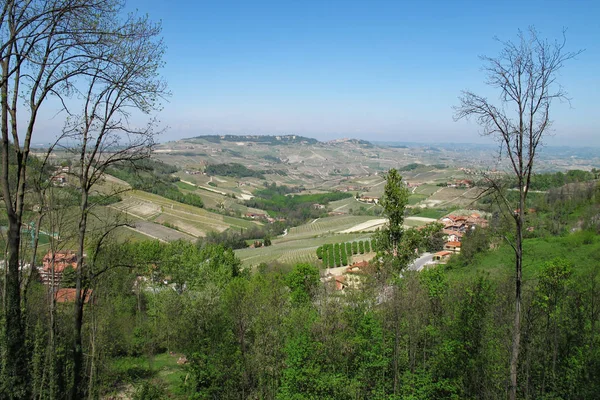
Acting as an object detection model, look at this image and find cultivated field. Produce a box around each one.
[109,190,260,240]
[236,232,374,268]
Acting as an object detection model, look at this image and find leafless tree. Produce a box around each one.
[57,12,167,398]
[454,27,581,399]
[0,0,162,396]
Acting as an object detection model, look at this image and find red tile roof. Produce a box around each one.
[54,288,92,304]
[445,241,462,247]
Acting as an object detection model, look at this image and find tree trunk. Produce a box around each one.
[509,199,524,400]
[3,221,27,398]
[70,190,89,400]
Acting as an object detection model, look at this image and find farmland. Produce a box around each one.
[85,136,496,262]
[109,190,260,241]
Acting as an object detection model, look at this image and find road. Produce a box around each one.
[408,252,434,272]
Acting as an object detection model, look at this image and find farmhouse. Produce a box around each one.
[442,229,463,242]
[245,212,267,220]
[38,251,78,285]
[444,241,462,253]
[51,174,67,186]
[433,250,453,262]
[359,195,379,204]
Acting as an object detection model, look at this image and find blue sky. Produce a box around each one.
[85,1,600,145]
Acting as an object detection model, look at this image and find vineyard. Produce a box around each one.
[316,238,377,268]
[283,215,375,240]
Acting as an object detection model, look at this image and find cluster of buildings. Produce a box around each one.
[446,179,474,188]
[50,165,70,186]
[358,195,379,204]
[37,250,90,304]
[434,213,489,260]
[244,212,283,224]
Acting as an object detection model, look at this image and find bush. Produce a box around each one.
[359,241,364,254]
[328,246,335,268]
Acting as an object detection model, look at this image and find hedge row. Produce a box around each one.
[316,239,378,268]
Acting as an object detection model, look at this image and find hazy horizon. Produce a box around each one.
[32,0,600,147]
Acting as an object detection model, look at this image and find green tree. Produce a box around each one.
[286,263,320,305]
[328,245,335,268]
[379,168,409,269]
[341,246,348,266]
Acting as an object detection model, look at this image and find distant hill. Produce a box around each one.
[190,134,319,145]
[326,138,373,147]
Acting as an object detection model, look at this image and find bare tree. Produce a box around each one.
[57,12,166,398]
[0,0,164,396]
[454,28,580,399]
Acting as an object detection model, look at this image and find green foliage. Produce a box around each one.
[379,168,409,265]
[245,183,352,225]
[400,162,423,171]
[509,169,596,191]
[364,240,370,253]
[107,160,204,208]
[328,245,335,268]
[352,241,358,255]
[205,163,265,179]
[132,381,167,400]
[358,241,364,254]
[340,244,348,266]
[285,263,320,305]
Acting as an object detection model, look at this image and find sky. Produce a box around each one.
[38,0,600,146]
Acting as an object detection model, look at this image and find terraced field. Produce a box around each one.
[283,215,376,240]
[421,187,484,208]
[110,190,260,240]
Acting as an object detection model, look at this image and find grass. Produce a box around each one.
[236,232,373,267]
[106,353,187,399]
[407,194,427,205]
[175,181,198,191]
[445,230,600,283]
[410,208,448,219]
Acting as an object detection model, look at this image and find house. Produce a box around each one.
[245,212,267,220]
[54,288,92,304]
[433,250,453,262]
[444,241,462,253]
[51,174,67,186]
[442,229,463,242]
[359,196,379,204]
[39,251,78,285]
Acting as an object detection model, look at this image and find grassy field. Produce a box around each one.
[106,353,187,399]
[445,230,600,282]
